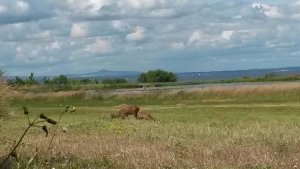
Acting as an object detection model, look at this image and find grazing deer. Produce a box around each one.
[111,104,140,119]
[137,110,155,121]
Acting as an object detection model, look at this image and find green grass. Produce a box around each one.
[1,104,300,168]
[1,83,300,168]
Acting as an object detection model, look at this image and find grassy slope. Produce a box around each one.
[1,83,300,168]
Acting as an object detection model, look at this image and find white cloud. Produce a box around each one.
[15,44,60,64]
[187,30,203,46]
[111,20,129,32]
[46,41,61,50]
[170,42,184,49]
[126,26,145,41]
[0,4,7,14]
[118,0,166,10]
[160,24,175,32]
[16,46,23,58]
[86,38,111,54]
[251,3,281,18]
[290,13,300,19]
[70,23,88,38]
[232,15,242,19]
[27,30,51,39]
[16,0,29,14]
[265,41,295,48]
[12,23,23,29]
[15,46,36,63]
[149,9,176,17]
[276,25,290,38]
[295,0,300,6]
[4,0,300,75]
[221,31,234,41]
[186,29,256,48]
[67,0,111,13]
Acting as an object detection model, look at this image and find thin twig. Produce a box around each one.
[0,116,39,168]
[37,107,67,169]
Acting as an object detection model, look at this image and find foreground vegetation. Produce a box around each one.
[0,70,10,117]
[1,82,300,168]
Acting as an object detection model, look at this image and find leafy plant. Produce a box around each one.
[0,105,75,168]
[24,72,38,85]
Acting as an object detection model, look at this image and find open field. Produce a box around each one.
[1,82,300,168]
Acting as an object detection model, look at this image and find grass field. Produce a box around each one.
[1,83,300,169]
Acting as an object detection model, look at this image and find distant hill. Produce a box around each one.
[67,69,141,79]
[4,69,141,82]
[5,67,300,82]
[67,67,300,81]
[177,67,300,81]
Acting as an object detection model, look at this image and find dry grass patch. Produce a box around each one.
[190,82,300,95]
[8,131,299,169]
[0,83,11,117]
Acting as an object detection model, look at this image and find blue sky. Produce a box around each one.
[0,0,299,76]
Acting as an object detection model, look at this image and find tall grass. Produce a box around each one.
[0,72,10,117]
[11,82,300,107]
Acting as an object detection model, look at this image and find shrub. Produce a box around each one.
[138,69,177,83]
[24,72,38,85]
[7,72,38,86]
[46,74,71,91]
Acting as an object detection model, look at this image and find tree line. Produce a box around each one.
[7,69,177,86]
[5,69,177,90]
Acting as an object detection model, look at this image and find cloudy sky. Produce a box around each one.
[0,0,300,75]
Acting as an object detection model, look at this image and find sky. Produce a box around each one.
[0,0,300,76]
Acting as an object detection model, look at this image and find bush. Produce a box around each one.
[138,69,177,83]
[0,70,10,117]
[46,75,71,91]
[7,72,38,86]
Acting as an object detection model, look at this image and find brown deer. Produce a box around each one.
[137,110,155,121]
[111,104,140,119]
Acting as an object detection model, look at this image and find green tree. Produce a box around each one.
[14,76,25,85]
[25,72,38,85]
[52,75,69,85]
[47,75,70,91]
[138,69,177,83]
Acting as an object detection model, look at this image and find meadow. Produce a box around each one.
[1,82,300,169]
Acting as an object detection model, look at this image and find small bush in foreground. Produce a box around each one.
[0,105,75,169]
